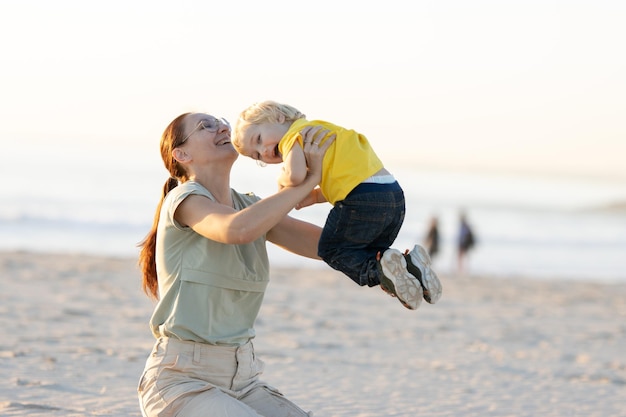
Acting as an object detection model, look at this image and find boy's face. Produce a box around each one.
[240,122,289,165]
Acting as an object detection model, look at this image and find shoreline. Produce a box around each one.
[1,251,625,416]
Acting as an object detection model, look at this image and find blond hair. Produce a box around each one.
[232,100,305,154]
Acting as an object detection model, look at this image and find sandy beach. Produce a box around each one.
[1,251,624,417]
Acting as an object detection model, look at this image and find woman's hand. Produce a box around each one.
[295,126,334,209]
[300,126,335,184]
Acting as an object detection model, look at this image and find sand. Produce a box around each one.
[0,251,624,417]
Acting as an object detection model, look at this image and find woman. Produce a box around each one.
[137,112,333,417]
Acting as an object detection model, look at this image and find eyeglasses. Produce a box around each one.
[180,116,230,145]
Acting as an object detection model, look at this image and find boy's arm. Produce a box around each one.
[277,143,307,188]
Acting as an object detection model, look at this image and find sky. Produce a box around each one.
[1,0,625,182]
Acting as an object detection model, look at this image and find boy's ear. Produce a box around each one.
[172,148,190,163]
[277,113,285,124]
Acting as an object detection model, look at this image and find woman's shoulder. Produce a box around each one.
[164,181,214,207]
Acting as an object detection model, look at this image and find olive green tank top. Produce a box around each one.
[149,181,269,346]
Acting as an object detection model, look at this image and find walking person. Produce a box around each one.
[457,211,476,275]
[424,216,440,260]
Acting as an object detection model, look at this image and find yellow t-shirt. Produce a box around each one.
[150,181,269,346]
[278,119,384,205]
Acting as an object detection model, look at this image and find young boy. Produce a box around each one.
[232,100,441,310]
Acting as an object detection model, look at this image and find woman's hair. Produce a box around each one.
[232,100,305,154]
[137,113,191,300]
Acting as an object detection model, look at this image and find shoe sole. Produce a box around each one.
[379,249,423,310]
[404,245,442,304]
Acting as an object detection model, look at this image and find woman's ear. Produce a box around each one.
[172,148,190,163]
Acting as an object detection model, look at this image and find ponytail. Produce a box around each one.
[138,113,190,300]
[138,177,179,300]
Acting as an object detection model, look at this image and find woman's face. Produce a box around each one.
[239,121,289,165]
[179,113,238,161]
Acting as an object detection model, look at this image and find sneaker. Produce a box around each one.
[403,245,442,304]
[377,248,423,310]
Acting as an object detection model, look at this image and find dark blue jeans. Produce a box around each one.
[318,181,405,287]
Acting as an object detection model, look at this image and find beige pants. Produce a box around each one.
[138,337,312,417]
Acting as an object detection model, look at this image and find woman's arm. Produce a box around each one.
[266,215,322,259]
[268,126,335,256]
[177,134,334,245]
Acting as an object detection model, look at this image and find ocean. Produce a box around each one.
[3,140,626,283]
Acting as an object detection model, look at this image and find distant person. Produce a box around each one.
[424,216,440,259]
[232,100,442,309]
[457,211,476,275]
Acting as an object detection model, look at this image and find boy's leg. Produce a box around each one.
[378,248,424,310]
[318,202,380,286]
[403,245,442,303]
[317,182,438,309]
[318,183,407,288]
